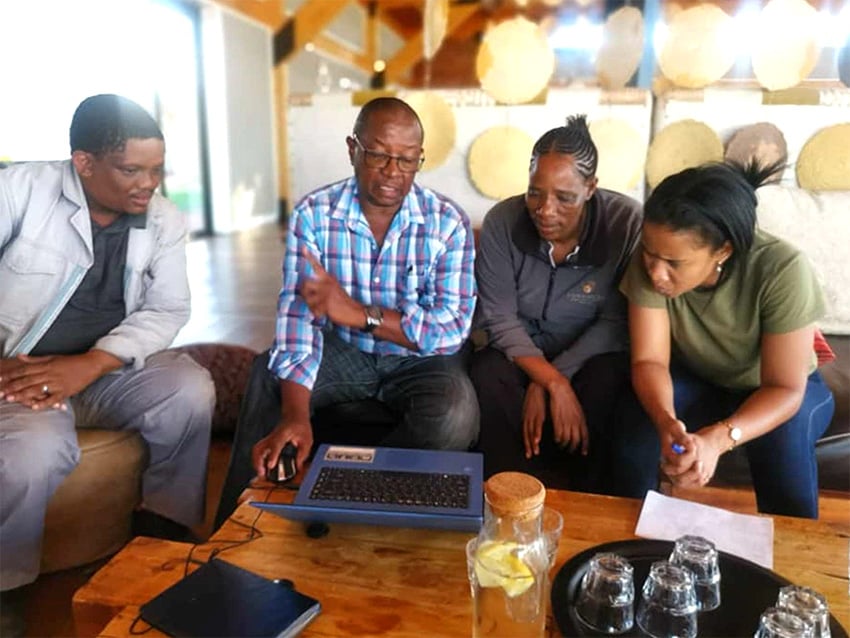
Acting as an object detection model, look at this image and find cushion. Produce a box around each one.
[41,429,147,573]
[172,343,258,434]
[755,185,850,334]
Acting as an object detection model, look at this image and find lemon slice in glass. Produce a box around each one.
[474,540,535,597]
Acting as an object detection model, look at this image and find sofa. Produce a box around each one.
[39,343,256,574]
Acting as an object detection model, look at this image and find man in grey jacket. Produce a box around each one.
[0,95,213,630]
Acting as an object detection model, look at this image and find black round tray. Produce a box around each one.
[551,539,847,638]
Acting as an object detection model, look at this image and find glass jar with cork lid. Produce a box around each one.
[470,472,549,638]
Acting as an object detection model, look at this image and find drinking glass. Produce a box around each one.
[574,552,635,634]
[755,607,815,638]
[668,535,721,611]
[542,507,564,570]
[777,586,830,638]
[636,561,698,638]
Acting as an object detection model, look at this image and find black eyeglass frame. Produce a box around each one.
[351,134,424,173]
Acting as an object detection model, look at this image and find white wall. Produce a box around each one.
[202,4,278,233]
[288,88,653,227]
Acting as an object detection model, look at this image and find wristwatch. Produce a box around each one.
[722,420,742,451]
[363,305,383,333]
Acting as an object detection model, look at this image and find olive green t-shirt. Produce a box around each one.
[620,229,823,390]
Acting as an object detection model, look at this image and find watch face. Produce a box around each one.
[730,427,742,441]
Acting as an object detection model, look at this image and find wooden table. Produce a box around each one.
[73,488,849,637]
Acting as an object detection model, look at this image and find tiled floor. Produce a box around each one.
[173,223,286,353]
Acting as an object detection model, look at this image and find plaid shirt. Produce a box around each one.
[269,177,476,389]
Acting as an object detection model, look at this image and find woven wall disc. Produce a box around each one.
[657,4,736,89]
[645,119,723,189]
[468,126,534,200]
[796,123,850,190]
[595,6,644,90]
[475,17,555,105]
[588,118,646,192]
[752,0,820,91]
[403,92,455,172]
[423,0,449,61]
[725,122,788,176]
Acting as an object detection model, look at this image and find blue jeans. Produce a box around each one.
[214,332,479,528]
[609,363,834,519]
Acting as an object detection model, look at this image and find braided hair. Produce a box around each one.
[531,114,598,179]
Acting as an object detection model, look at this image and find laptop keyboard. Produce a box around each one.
[309,467,471,509]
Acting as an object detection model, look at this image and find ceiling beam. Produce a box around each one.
[312,33,372,74]
[274,0,353,65]
[385,4,481,85]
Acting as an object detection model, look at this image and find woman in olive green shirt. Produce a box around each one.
[614,162,834,518]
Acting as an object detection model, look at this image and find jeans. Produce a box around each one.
[214,332,479,528]
[470,347,632,493]
[608,363,835,519]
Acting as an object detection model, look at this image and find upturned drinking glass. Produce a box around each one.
[574,553,635,634]
[668,535,721,611]
[636,561,698,638]
[755,607,815,638]
[777,586,830,638]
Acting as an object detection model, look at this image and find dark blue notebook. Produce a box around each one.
[140,558,320,637]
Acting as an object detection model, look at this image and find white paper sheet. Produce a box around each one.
[635,491,774,569]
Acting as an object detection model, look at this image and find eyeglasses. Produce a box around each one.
[351,135,424,173]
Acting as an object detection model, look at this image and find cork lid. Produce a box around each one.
[484,472,545,516]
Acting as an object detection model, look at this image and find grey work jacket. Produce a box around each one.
[473,189,642,379]
[0,160,190,367]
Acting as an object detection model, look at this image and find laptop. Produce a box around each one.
[252,444,484,532]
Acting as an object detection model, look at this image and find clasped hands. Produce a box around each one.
[522,379,589,459]
[660,419,724,488]
[0,354,93,410]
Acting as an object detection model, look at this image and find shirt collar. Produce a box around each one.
[512,192,609,267]
[329,176,425,229]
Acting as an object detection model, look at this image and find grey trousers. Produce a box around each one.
[0,350,215,590]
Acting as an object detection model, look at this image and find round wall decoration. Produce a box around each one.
[796,123,850,190]
[645,119,723,189]
[468,126,534,200]
[475,16,555,105]
[423,0,449,61]
[752,0,820,91]
[724,122,787,177]
[657,4,736,89]
[595,6,644,90]
[403,91,456,172]
[588,118,646,192]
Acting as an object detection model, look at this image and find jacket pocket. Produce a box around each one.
[0,239,68,327]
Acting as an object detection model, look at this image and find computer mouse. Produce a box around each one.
[268,442,297,484]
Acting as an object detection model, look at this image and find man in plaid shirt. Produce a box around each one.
[215,98,477,526]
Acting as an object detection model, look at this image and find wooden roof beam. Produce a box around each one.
[384,4,481,85]
[312,33,372,74]
[274,0,353,65]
